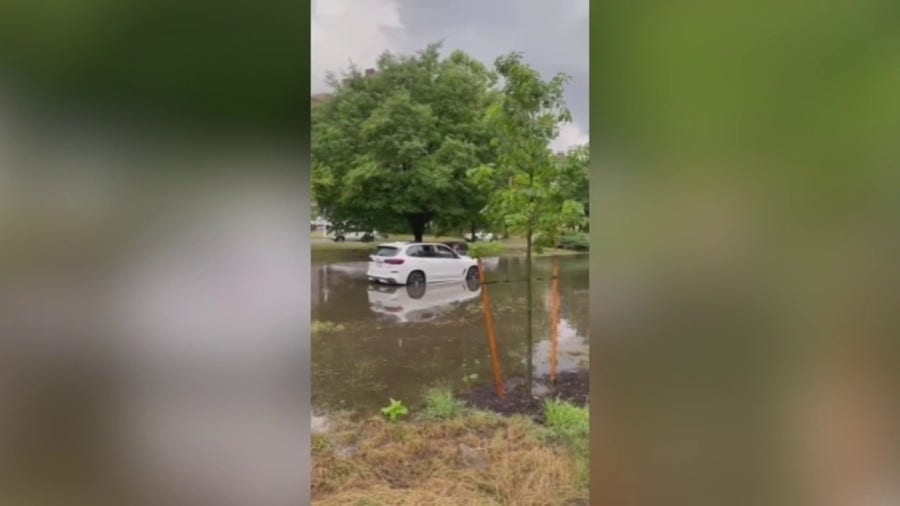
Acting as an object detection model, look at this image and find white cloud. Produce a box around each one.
[311,0,404,93]
[550,122,589,153]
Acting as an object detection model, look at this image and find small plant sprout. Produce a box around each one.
[380,398,409,421]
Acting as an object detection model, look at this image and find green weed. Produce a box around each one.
[312,320,346,334]
[422,385,464,420]
[312,433,331,454]
[380,398,409,421]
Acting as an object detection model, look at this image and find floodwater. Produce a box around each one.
[312,254,589,414]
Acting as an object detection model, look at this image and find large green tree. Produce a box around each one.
[312,43,498,241]
[559,143,590,229]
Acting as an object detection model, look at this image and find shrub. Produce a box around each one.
[468,241,505,258]
[533,233,556,249]
[558,233,589,251]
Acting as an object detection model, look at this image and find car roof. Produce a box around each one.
[376,242,453,248]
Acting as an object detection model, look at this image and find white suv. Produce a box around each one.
[367,242,480,285]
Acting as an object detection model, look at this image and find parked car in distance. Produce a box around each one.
[367,242,480,285]
[331,229,383,242]
[465,231,497,242]
[442,241,470,257]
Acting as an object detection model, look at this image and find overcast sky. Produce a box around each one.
[311,0,589,151]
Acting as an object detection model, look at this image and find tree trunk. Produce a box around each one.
[406,213,428,242]
[470,221,477,242]
[525,228,533,390]
[525,228,533,282]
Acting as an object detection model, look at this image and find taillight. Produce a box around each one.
[385,258,405,265]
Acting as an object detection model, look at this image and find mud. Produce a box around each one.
[460,370,588,423]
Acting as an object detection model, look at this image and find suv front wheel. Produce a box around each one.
[407,270,426,286]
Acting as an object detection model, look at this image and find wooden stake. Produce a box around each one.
[478,258,505,398]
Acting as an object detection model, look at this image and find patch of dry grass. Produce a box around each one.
[312,411,587,505]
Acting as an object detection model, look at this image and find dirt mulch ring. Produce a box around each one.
[460,370,588,423]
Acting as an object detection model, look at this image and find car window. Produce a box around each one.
[434,245,458,258]
[374,246,399,257]
[406,245,424,257]
[419,244,435,258]
[448,243,468,255]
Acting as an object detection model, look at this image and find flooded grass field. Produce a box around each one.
[311,254,589,415]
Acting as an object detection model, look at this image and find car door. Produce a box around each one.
[432,244,462,281]
[404,245,427,280]
[411,244,439,281]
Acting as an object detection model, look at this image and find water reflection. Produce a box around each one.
[367,277,482,323]
[532,318,589,377]
[311,255,589,413]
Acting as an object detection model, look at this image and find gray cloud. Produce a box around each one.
[390,0,589,138]
[312,0,588,147]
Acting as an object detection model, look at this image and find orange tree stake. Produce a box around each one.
[551,258,560,383]
[477,258,505,398]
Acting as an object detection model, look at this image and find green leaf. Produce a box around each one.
[380,398,409,421]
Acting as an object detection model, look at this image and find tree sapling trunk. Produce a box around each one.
[525,228,534,390]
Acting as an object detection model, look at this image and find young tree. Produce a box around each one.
[470,53,586,385]
[312,43,498,241]
[471,53,586,278]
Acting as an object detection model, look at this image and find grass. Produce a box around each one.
[312,433,332,454]
[313,233,466,248]
[421,385,464,420]
[312,234,584,258]
[312,410,587,505]
[312,320,346,334]
[542,399,590,488]
[468,241,506,258]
